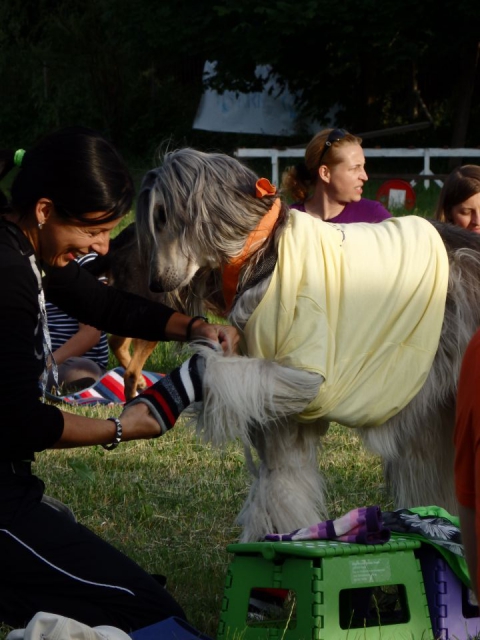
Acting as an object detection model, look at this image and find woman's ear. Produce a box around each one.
[35,198,54,228]
[318,165,331,184]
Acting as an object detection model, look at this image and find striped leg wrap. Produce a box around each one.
[125,354,205,435]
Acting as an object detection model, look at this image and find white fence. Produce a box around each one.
[234,147,480,189]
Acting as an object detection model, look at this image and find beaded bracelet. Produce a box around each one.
[103,417,123,451]
[186,315,208,341]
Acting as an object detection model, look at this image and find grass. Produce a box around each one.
[37,417,249,633]
[3,421,388,639]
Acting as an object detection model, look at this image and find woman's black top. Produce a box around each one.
[0,219,177,461]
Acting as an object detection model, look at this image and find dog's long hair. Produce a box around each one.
[137,148,480,541]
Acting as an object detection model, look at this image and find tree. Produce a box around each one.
[0,0,478,154]
[208,0,480,146]
[0,0,210,155]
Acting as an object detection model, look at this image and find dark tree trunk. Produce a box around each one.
[449,39,480,168]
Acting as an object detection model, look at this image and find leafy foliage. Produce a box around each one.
[0,0,479,155]
[0,0,207,154]
[208,0,480,145]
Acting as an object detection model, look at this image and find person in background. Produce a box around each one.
[454,326,480,601]
[440,167,480,600]
[0,126,239,633]
[281,127,391,222]
[46,252,109,393]
[435,164,480,233]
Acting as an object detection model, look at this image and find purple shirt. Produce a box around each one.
[291,198,391,223]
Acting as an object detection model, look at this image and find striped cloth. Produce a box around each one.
[45,367,164,406]
[46,253,109,368]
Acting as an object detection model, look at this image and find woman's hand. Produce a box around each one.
[164,312,241,353]
[119,401,161,439]
[190,322,240,354]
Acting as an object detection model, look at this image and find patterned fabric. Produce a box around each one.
[264,506,390,544]
[125,355,204,435]
[382,506,469,586]
[264,505,469,587]
[45,368,164,406]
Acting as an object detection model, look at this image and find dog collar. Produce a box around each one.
[222,197,281,312]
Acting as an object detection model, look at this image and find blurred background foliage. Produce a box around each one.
[0,0,479,163]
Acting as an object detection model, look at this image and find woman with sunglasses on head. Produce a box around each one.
[0,127,239,633]
[281,128,391,223]
[435,164,480,233]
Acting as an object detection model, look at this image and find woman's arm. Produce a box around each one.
[54,403,160,449]
[52,322,103,365]
[45,262,240,352]
[164,312,239,352]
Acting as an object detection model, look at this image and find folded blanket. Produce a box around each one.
[264,504,469,587]
[264,505,390,544]
[45,367,164,406]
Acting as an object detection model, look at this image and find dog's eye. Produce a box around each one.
[153,205,166,228]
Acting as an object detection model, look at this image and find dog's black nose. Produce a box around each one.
[149,280,166,293]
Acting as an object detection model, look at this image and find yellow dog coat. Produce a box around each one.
[244,211,449,427]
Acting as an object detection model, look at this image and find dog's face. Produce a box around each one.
[148,228,202,293]
[145,201,221,294]
[136,179,208,293]
[137,149,252,296]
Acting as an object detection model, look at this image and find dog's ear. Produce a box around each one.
[137,168,164,229]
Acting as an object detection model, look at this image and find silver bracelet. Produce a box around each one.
[103,417,123,451]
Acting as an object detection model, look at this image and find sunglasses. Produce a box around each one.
[318,128,348,165]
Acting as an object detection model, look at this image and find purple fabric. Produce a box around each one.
[264,506,390,544]
[291,198,391,223]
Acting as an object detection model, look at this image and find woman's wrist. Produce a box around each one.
[186,315,209,341]
[102,417,123,451]
[165,312,209,342]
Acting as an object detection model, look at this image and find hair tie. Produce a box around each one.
[255,177,277,198]
[14,149,26,168]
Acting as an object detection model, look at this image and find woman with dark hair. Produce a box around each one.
[0,127,239,632]
[435,164,480,233]
[281,128,391,223]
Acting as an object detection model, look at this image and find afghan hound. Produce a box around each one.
[135,148,480,542]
